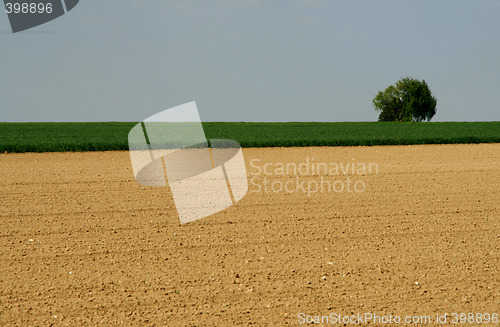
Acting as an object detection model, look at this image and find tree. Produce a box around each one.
[373,77,437,122]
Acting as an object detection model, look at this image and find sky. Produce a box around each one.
[1,0,499,122]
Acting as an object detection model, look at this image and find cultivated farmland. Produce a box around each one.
[0,122,499,153]
[0,144,499,326]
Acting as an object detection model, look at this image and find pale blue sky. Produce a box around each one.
[1,0,499,122]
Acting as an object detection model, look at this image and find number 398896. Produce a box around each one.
[5,2,53,14]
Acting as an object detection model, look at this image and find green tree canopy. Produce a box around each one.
[373,77,437,122]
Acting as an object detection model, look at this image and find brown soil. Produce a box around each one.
[1,144,499,326]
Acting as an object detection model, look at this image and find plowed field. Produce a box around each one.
[1,144,499,326]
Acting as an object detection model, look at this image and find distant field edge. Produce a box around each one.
[0,122,499,153]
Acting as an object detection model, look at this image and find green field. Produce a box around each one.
[0,122,499,153]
